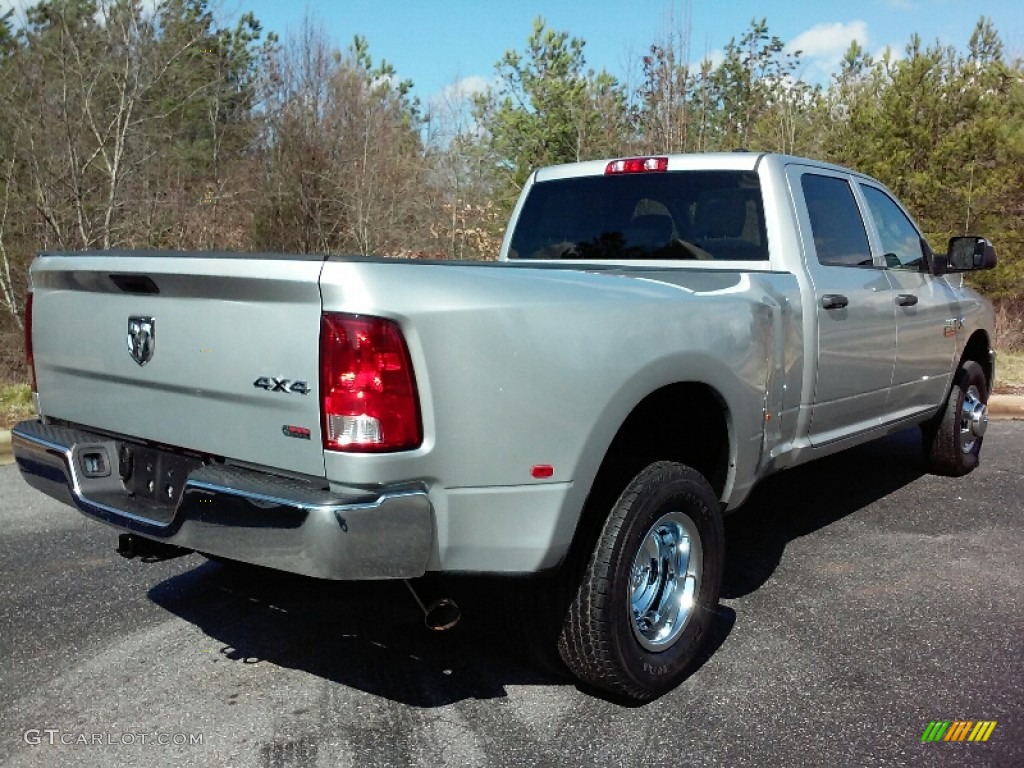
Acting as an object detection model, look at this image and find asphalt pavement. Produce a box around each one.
[0,424,1021,768]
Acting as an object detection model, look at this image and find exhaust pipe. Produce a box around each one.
[117,534,192,563]
[403,579,460,631]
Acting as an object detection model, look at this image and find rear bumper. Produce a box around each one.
[11,420,434,580]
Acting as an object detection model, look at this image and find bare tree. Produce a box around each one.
[0,152,22,328]
[254,20,426,256]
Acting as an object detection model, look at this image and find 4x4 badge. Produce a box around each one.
[254,376,310,395]
[127,316,156,366]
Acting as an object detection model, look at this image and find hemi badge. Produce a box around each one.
[282,425,311,440]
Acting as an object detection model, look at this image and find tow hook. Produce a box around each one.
[116,534,193,563]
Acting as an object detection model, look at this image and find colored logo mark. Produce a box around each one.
[921,721,997,742]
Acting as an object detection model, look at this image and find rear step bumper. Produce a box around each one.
[11,419,433,580]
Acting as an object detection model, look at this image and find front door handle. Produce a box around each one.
[821,294,849,310]
[896,293,919,307]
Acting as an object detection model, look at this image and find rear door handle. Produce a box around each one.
[821,294,849,310]
[896,293,918,307]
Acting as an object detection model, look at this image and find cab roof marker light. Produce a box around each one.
[605,157,669,175]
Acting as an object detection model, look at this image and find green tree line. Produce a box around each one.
[1,1,1022,377]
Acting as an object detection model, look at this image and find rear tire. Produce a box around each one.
[922,360,989,477]
[557,461,724,701]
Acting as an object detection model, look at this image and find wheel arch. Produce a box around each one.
[564,381,733,571]
[959,329,994,391]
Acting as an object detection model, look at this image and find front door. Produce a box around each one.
[857,182,958,417]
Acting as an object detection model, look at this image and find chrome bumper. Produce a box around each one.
[11,420,434,580]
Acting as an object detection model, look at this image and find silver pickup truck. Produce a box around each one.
[13,152,997,700]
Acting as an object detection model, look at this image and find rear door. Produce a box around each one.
[787,166,897,444]
[30,252,326,477]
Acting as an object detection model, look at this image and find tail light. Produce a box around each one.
[25,292,36,392]
[320,313,422,452]
[605,156,668,174]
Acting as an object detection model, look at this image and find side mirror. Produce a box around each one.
[939,236,997,273]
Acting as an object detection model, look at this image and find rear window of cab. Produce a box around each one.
[508,171,768,262]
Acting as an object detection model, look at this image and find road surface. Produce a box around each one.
[1,425,1021,767]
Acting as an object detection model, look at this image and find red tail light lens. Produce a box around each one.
[320,313,422,452]
[25,293,36,392]
[605,156,669,175]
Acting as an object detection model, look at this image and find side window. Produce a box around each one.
[860,185,925,269]
[800,174,872,267]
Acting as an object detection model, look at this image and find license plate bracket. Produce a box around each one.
[121,443,204,507]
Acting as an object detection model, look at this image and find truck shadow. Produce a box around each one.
[147,429,922,707]
[721,427,926,599]
[148,563,561,706]
[149,561,736,707]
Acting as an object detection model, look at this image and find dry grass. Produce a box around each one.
[0,383,33,430]
[994,300,1024,353]
[996,351,1024,394]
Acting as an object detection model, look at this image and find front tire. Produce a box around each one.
[557,461,724,701]
[922,360,989,477]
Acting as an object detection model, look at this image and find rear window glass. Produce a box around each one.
[508,171,768,261]
[800,174,872,267]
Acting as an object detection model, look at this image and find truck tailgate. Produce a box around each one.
[30,252,326,478]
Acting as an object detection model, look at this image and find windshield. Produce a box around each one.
[508,170,768,262]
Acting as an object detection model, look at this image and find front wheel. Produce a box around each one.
[557,461,724,701]
[922,360,989,477]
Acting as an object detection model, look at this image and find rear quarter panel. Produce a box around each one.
[319,260,800,571]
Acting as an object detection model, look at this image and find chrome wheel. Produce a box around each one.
[558,462,724,700]
[629,511,702,652]
[959,384,988,454]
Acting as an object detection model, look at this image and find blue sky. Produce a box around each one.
[1,0,1020,105]
[231,0,1023,107]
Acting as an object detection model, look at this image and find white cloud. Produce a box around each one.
[689,48,724,73]
[788,21,869,61]
[874,44,905,63]
[787,21,869,82]
[436,75,490,103]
